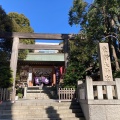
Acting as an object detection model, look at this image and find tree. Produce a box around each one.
[63,33,95,87]
[0,6,13,88]
[68,0,120,75]
[8,12,35,85]
[0,6,13,57]
[0,64,13,88]
[63,62,86,87]
[8,12,34,59]
[0,8,34,88]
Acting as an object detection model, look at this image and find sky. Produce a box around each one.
[0,0,92,42]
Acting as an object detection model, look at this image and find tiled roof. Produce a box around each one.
[24,53,64,61]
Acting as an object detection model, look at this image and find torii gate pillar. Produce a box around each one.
[10,37,19,101]
[64,39,69,70]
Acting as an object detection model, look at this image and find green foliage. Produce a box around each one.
[0,7,35,88]
[0,6,13,88]
[0,6,13,32]
[8,12,34,59]
[64,33,93,87]
[113,70,120,78]
[69,0,88,26]
[68,0,120,75]
[65,0,120,86]
[0,6,13,54]
[8,12,33,32]
[69,34,95,64]
[16,88,23,98]
[64,63,86,87]
[63,29,99,86]
[0,65,13,88]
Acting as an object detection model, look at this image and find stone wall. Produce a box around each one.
[79,100,120,120]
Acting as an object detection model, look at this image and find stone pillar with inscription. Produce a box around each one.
[98,43,113,81]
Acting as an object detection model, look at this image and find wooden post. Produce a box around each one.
[53,68,56,86]
[10,37,19,101]
[64,39,68,69]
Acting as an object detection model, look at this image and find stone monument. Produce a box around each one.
[98,43,113,81]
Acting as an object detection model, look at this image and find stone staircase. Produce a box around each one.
[0,100,85,120]
[25,86,57,100]
[0,86,85,120]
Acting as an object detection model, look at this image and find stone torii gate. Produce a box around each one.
[0,32,78,101]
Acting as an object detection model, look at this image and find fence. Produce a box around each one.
[0,88,12,101]
[58,87,76,102]
[77,77,120,100]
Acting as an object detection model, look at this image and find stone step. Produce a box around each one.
[25,86,57,100]
[0,100,85,120]
[25,96,50,98]
[26,93,49,95]
[25,97,50,100]
[0,113,84,119]
[27,86,53,91]
[25,91,55,99]
[27,86,41,89]
[0,105,81,110]
[26,94,50,97]
[25,95,50,99]
[0,109,82,114]
[0,101,81,106]
[27,90,42,93]
[26,88,52,94]
[0,101,79,106]
[0,112,83,117]
[0,117,85,120]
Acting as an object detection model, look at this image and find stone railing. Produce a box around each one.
[77,77,120,100]
[77,76,120,120]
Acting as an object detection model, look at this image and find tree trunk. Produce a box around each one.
[111,45,120,71]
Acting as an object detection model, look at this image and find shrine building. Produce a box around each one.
[18,42,65,87]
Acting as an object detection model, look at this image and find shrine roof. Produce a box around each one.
[23,53,64,62]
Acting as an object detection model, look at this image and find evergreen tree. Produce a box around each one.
[8,12,34,59]
[0,6,13,88]
[67,0,120,78]
[63,33,93,87]
[0,8,34,88]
